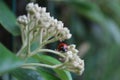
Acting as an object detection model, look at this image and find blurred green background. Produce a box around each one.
[0,0,120,80]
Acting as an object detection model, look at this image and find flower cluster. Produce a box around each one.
[17,2,72,45]
[17,2,84,75]
[59,44,84,75]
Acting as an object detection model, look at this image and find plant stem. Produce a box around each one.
[29,49,65,58]
[16,44,26,56]
[28,33,31,55]
[42,37,59,46]
[21,28,24,44]
[22,63,61,69]
[39,28,43,45]
[27,24,31,55]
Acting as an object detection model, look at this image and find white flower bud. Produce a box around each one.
[78,60,84,75]
[72,49,79,53]
[66,51,73,58]
[34,12,40,19]
[17,15,28,25]
[73,61,80,67]
[67,44,78,54]
[26,3,34,9]
[41,7,46,13]
[56,21,64,30]
[69,44,76,49]
[26,3,36,14]
[66,34,72,39]
[63,27,70,33]
[34,4,39,11]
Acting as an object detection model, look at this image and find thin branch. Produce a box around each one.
[39,28,43,45]
[22,63,62,69]
[29,49,65,58]
[16,44,26,56]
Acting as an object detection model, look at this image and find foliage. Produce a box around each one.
[0,0,120,80]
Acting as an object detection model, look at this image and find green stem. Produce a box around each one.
[16,44,26,56]
[42,37,59,46]
[21,28,24,44]
[39,28,43,45]
[22,63,61,69]
[27,21,32,55]
[42,31,56,42]
[27,32,31,55]
[29,49,65,58]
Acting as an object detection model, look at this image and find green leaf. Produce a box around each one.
[0,43,24,74]
[66,0,120,44]
[67,1,104,23]
[33,54,61,65]
[12,69,43,80]
[12,68,60,80]
[0,1,20,36]
[55,69,72,80]
[37,68,60,80]
[33,54,72,80]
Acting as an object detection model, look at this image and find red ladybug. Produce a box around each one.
[57,42,68,52]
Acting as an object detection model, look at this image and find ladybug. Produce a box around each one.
[57,42,68,52]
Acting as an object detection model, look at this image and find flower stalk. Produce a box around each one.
[22,63,63,69]
[29,49,65,58]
